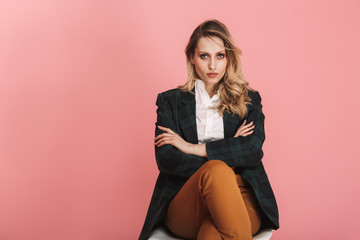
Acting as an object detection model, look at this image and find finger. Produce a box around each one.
[155,137,173,146]
[234,121,254,138]
[154,133,172,141]
[234,129,242,137]
[241,124,255,132]
[156,135,176,143]
[242,130,254,137]
[245,121,254,126]
[157,140,171,147]
[155,135,173,142]
[157,125,175,134]
[154,133,165,141]
[157,125,170,132]
[156,138,175,147]
[237,125,255,135]
[241,119,246,126]
[238,125,255,136]
[237,120,252,132]
[235,120,248,137]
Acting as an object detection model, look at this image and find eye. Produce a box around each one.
[200,54,207,59]
[218,53,225,58]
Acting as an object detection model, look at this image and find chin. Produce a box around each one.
[206,77,222,85]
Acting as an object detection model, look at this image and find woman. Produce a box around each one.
[139,19,279,240]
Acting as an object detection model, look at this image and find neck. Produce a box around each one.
[205,84,218,98]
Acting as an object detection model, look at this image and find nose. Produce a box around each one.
[209,57,216,70]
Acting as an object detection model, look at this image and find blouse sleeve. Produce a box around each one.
[154,93,207,178]
[205,91,266,168]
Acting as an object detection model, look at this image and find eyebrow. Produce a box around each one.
[198,50,226,54]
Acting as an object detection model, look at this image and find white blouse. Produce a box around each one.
[195,80,224,144]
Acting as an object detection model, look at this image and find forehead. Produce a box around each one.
[196,36,225,53]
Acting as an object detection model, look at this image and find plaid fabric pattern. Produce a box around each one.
[139,88,279,240]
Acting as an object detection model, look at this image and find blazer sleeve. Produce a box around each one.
[205,91,265,168]
[154,93,207,178]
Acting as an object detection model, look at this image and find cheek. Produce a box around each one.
[221,62,227,72]
[195,62,207,73]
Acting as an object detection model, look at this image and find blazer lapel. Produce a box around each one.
[179,90,198,144]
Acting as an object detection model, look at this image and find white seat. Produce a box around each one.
[149,227,273,240]
[148,227,184,240]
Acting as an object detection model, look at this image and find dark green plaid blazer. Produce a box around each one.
[139,88,279,240]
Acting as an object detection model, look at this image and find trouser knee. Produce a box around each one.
[200,160,235,180]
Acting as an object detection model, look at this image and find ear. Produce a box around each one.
[190,53,194,65]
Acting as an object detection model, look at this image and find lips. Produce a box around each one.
[207,73,218,77]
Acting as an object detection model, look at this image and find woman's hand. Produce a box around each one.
[154,126,193,154]
[234,119,255,138]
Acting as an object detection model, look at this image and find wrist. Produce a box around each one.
[186,143,196,155]
[188,143,207,158]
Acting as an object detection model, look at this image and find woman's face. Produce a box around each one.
[190,36,227,91]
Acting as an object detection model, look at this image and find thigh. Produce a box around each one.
[165,169,208,239]
[237,176,262,236]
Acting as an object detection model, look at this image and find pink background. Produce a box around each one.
[1,0,359,239]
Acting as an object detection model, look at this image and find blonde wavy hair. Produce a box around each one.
[178,19,255,119]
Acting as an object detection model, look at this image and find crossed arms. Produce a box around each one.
[153,91,265,178]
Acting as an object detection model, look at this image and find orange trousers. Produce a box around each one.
[165,160,262,240]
